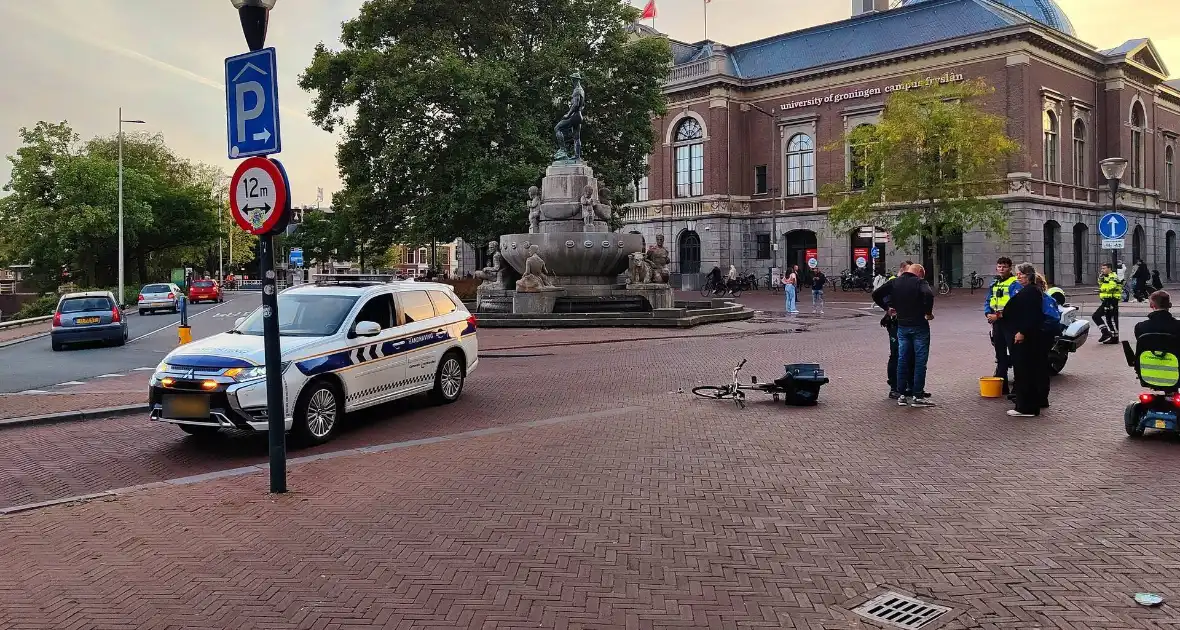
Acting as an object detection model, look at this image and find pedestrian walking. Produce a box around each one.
[1151,269,1163,292]
[872,262,935,407]
[1133,261,1151,302]
[811,269,827,314]
[783,265,799,314]
[1117,261,1129,302]
[984,257,1022,396]
[1003,263,1048,417]
[1094,262,1122,344]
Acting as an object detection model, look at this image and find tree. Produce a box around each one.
[299,0,671,251]
[821,79,1019,283]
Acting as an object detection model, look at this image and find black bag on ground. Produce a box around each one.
[773,363,830,406]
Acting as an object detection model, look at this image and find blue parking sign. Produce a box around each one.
[225,48,281,159]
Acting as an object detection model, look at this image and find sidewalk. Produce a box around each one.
[0,374,144,420]
[0,320,49,346]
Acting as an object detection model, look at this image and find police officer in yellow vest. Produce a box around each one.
[984,257,1022,395]
[1094,262,1122,344]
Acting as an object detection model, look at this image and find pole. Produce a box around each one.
[703,0,708,40]
[1110,178,1120,268]
[117,108,124,308]
[258,234,286,493]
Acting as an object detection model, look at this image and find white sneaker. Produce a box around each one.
[897,396,910,406]
[1006,409,1036,417]
[910,398,935,408]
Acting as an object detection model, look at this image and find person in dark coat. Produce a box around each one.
[1151,269,1164,292]
[1003,263,1048,417]
[1133,261,1152,302]
[877,260,918,400]
[1135,291,1180,341]
[872,263,935,407]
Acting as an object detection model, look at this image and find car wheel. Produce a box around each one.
[179,424,220,438]
[292,379,343,446]
[139,309,147,316]
[430,351,466,405]
[51,340,64,352]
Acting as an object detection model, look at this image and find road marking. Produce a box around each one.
[133,367,156,371]
[55,381,84,387]
[96,374,124,378]
[18,390,48,395]
[129,298,244,343]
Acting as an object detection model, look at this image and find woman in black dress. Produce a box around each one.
[1002,263,1047,417]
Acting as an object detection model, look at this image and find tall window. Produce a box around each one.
[1131,102,1146,188]
[1043,110,1059,182]
[753,165,768,195]
[786,133,815,196]
[1072,119,1086,186]
[678,230,701,274]
[634,156,649,202]
[756,233,771,259]
[673,118,704,198]
[849,124,877,191]
[1167,146,1176,199]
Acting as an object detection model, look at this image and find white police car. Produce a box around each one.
[148,281,478,445]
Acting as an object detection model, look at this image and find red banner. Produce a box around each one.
[853,248,870,269]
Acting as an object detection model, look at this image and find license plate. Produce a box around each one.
[75,317,100,325]
[162,395,210,419]
[1155,420,1169,429]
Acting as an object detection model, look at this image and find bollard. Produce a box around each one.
[177,296,192,345]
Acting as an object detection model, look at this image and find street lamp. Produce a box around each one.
[1100,157,1129,266]
[230,0,277,51]
[118,108,146,308]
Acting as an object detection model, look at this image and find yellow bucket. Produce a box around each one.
[979,376,1004,398]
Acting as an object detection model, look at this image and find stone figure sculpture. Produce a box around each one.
[515,245,556,292]
[595,182,612,222]
[475,241,504,286]
[580,184,596,229]
[628,252,653,285]
[645,234,671,283]
[526,186,542,233]
[554,71,585,161]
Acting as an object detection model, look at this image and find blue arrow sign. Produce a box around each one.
[870,247,880,259]
[289,248,303,267]
[1099,212,1128,239]
[225,47,281,159]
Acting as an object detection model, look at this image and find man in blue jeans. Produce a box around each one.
[871,263,935,407]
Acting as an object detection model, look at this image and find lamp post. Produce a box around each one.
[230,0,276,52]
[1100,156,1129,267]
[118,109,146,308]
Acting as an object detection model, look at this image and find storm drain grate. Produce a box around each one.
[851,591,951,629]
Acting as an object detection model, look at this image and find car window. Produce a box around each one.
[237,294,359,337]
[194,281,214,288]
[142,284,171,293]
[428,291,457,316]
[398,291,437,323]
[353,294,393,330]
[60,297,113,313]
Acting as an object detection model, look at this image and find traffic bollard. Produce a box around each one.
[177,296,192,345]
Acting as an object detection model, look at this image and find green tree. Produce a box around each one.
[821,79,1019,282]
[299,0,671,250]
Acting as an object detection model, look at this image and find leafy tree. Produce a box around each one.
[821,79,1019,282]
[299,0,671,250]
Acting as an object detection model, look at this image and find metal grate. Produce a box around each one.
[852,592,951,629]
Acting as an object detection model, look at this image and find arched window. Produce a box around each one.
[1072,119,1086,186]
[1167,146,1176,200]
[786,133,815,196]
[673,118,704,198]
[1043,110,1059,182]
[1073,223,1088,284]
[849,124,877,191]
[678,230,701,274]
[1131,102,1146,188]
[1043,221,1060,284]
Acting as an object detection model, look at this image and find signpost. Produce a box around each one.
[1099,211,1128,266]
[226,0,285,494]
[853,247,869,270]
[805,248,818,270]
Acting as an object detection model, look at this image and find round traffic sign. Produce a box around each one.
[855,256,867,269]
[870,247,880,258]
[230,156,289,236]
[807,257,818,269]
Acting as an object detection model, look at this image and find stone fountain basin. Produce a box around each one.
[500,232,644,279]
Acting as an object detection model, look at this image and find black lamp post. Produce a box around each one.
[1100,156,1129,267]
[231,0,276,51]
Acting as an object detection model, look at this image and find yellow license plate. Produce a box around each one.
[75,317,100,324]
[1155,420,1168,429]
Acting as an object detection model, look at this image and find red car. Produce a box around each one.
[187,280,223,303]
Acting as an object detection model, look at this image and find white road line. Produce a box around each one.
[96,374,124,378]
[129,298,244,343]
[18,390,48,395]
[55,381,84,386]
[133,367,156,371]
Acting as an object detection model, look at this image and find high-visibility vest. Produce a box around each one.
[989,276,1019,311]
[1141,351,1180,388]
[1099,273,1121,299]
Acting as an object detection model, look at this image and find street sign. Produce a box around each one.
[807,257,818,269]
[870,246,880,259]
[805,248,818,269]
[1102,238,1125,250]
[229,156,290,235]
[289,248,303,267]
[225,47,281,159]
[853,247,869,269]
[1099,212,1128,240]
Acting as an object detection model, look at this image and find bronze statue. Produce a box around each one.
[527,186,542,233]
[645,234,670,283]
[554,71,585,161]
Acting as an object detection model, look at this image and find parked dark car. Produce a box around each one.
[50,291,128,351]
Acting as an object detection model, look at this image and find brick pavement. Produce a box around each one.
[0,321,48,345]
[0,373,145,420]
[2,301,1178,628]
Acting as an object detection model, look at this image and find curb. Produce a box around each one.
[0,404,147,430]
[0,332,49,349]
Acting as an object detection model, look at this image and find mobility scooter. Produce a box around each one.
[1122,333,1180,437]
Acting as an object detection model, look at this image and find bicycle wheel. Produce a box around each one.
[939,281,950,295]
[700,282,713,297]
[730,286,743,298]
[692,386,738,400]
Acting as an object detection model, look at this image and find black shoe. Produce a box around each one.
[1006,394,1017,401]
[889,390,901,400]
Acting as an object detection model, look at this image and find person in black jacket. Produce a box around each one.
[872,263,935,408]
[878,260,917,399]
[1134,291,1180,340]
[1002,263,1048,417]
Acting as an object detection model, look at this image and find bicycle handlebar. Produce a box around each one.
[737,359,747,369]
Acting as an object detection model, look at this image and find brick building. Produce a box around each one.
[622,0,1180,289]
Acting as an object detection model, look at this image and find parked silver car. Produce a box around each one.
[51,291,128,351]
[137,283,181,315]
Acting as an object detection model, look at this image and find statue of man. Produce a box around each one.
[516,245,555,292]
[595,182,612,221]
[645,233,671,283]
[476,240,503,285]
[526,186,542,233]
[554,71,585,161]
[580,184,595,229]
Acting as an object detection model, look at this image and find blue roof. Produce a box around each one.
[900,0,1074,36]
[681,0,1052,82]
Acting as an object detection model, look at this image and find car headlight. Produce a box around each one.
[225,363,289,382]
[156,361,172,373]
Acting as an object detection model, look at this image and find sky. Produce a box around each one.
[0,0,1176,207]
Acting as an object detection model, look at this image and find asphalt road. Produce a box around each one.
[0,293,260,393]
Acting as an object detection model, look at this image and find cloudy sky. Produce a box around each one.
[0,0,1175,207]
